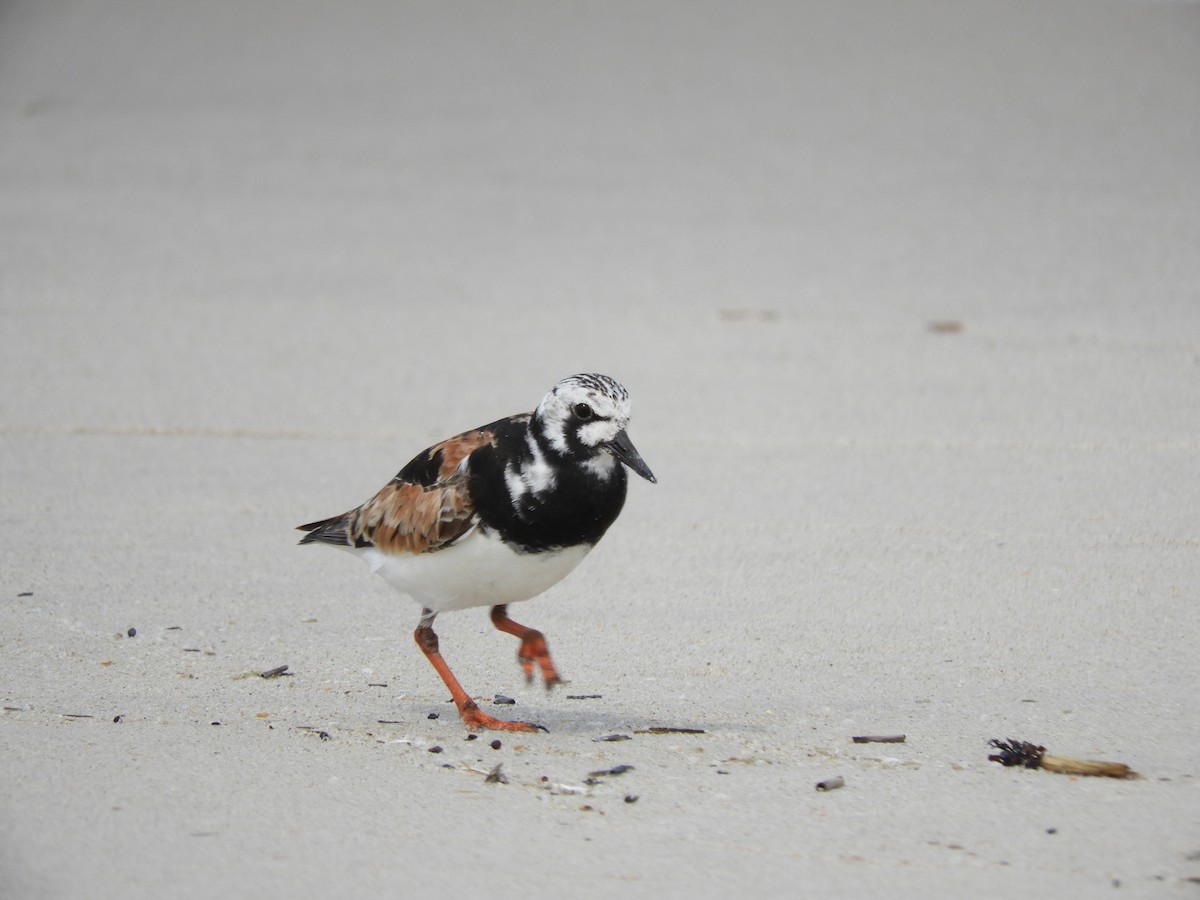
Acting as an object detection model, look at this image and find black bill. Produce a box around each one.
[605,429,657,483]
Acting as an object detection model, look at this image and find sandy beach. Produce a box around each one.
[2,1,1198,896]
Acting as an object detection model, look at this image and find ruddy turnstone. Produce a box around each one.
[298,374,656,732]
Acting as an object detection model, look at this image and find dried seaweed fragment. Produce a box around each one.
[987,738,1138,779]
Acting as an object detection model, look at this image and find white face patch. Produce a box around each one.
[539,405,572,454]
[577,417,623,449]
[535,374,634,454]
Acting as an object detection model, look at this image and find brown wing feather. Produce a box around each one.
[348,475,476,554]
[428,429,496,481]
[298,420,523,554]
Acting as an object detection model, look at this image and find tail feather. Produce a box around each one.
[297,514,353,546]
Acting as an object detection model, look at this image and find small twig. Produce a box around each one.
[587,764,634,778]
[634,726,705,735]
[987,738,1138,779]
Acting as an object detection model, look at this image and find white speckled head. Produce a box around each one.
[537,374,630,450]
[534,374,655,482]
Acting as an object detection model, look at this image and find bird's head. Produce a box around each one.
[533,374,656,483]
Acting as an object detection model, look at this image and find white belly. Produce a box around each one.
[357,530,591,613]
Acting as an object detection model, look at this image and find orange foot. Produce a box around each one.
[516,631,563,687]
[459,700,548,733]
[491,605,564,688]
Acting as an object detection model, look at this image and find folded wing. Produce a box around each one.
[297,426,501,555]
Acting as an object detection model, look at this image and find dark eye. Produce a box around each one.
[573,402,594,420]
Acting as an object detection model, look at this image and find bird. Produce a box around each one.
[297,373,656,732]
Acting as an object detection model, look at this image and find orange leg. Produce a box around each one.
[413,610,546,733]
[490,604,563,688]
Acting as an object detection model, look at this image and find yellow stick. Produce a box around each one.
[1039,755,1138,779]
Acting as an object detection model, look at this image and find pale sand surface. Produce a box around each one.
[2,1,1199,897]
